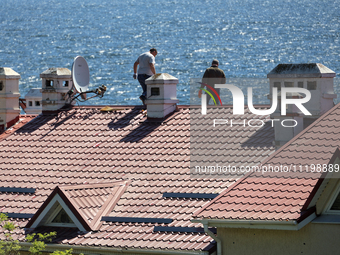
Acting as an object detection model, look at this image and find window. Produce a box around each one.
[330,192,340,211]
[63,81,69,87]
[298,81,304,88]
[273,82,281,91]
[51,208,74,224]
[0,81,3,91]
[284,82,294,87]
[324,184,340,215]
[46,80,54,87]
[35,101,41,107]
[29,101,33,107]
[44,202,76,227]
[151,87,160,96]
[307,81,317,90]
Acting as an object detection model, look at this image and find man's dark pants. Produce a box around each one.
[138,74,151,98]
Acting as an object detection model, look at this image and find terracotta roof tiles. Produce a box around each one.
[194,103,340,223]
[0,105,275,252]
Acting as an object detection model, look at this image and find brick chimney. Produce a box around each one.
[40,68,73,111]
[0,67,21,131]
[145,73,179,118]
[267,63,336,149]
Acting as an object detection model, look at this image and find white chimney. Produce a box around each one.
[25,88,42,115]
[145,73,179,118]
[40,68,73,111]
[0,67,21,131]
[267,63,336,149]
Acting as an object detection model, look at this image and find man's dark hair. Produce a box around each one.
[212,59,219,66]
[150,48,157,53]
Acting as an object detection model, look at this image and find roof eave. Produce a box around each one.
[192,213,316,231]
[19,242,211,255]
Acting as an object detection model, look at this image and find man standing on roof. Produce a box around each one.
[133,48,157,105]
[198,59,226,105]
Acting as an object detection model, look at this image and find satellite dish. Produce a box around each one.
[72,56,90,93]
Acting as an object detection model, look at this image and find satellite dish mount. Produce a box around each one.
[67,56,106,103]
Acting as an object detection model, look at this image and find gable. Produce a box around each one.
[29,193,83,230]
[26,181,129,232]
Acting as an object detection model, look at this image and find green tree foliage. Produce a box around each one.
[26,232,57,255]
[0,213,79,255]
[0,213,21,255]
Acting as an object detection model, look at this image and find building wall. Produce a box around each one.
[218,223,340,255]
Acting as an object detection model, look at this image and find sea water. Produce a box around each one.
[1,0,340,106]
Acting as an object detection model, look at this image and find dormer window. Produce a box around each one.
[26,182,129,232]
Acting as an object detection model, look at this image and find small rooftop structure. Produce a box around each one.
[145,73,179,118]
[267,63,336,78]
[40,68,73,111]
[0,67,21,131]
[24,88,42,115]
[267,63,336,149]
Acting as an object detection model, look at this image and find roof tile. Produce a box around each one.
[0,106,275,251]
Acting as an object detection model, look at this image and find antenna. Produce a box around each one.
[67,56,107,103]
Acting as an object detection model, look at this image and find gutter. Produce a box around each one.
[203,223,222,255]
[19,242,210,255]
[192,213,316,231]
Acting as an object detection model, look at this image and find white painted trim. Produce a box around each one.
[296,213,317,230]
[30,194,86,232]
[192,214,316,231]
[324,183,340,214]
[312,214,340,224]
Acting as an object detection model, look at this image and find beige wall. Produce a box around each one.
[218,223,340,255]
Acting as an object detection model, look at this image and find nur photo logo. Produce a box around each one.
[200,83,312,116]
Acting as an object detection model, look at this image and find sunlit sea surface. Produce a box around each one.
[1,0,340,106]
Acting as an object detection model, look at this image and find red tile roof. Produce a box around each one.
[194,103,340,222]
[26,181,129,231]
[0,105,275,252]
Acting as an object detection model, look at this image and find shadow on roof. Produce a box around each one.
[241,121,275,148]
[107,106,143,130]
[25,226,81,243]
[119,118,162,142]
